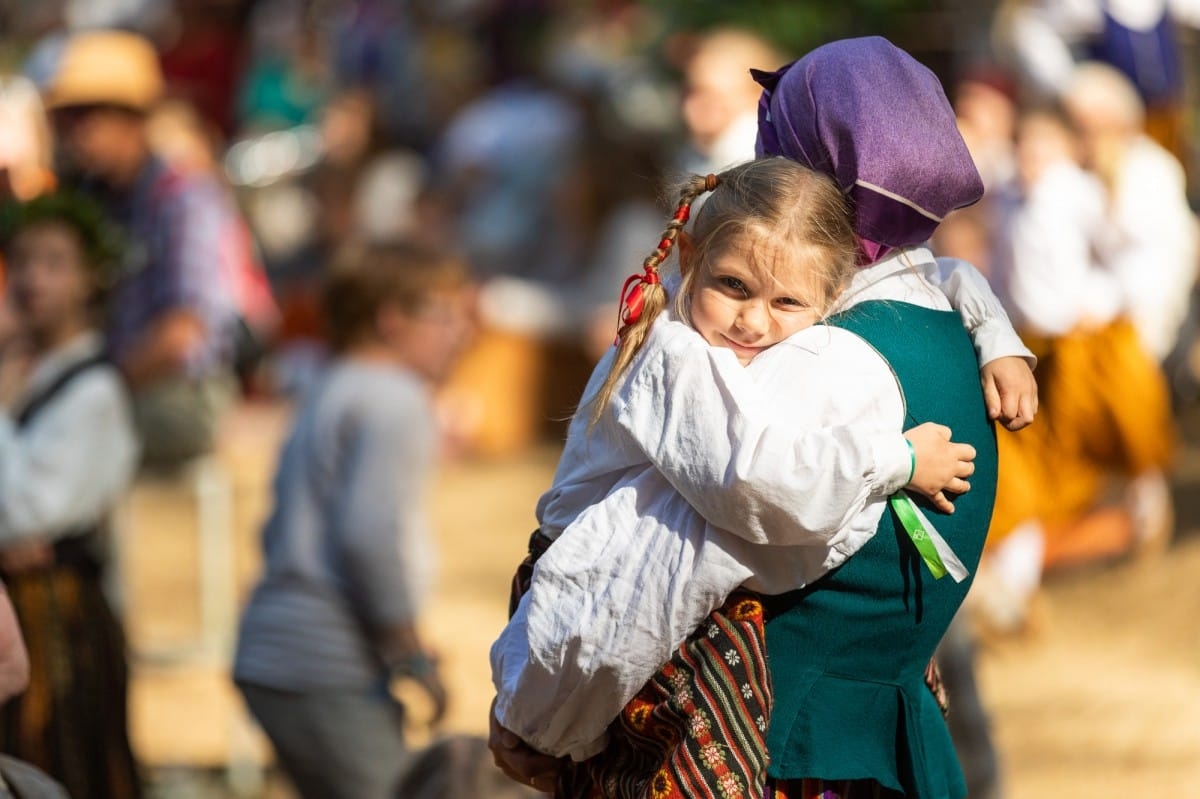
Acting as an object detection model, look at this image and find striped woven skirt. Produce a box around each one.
[557,592,772,799]
[0,544,142,799]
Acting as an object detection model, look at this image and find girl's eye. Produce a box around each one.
[776,297,809,309]
[719,276,747,293]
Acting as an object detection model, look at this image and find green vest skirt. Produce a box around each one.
[764,301,999,799]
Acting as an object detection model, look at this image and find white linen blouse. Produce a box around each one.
[492,247,1033,760]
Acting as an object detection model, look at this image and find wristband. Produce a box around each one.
[905,438,916,484]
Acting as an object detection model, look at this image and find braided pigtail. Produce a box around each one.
[589,172,719,425]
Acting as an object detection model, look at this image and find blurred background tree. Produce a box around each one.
[646,0,1003,81]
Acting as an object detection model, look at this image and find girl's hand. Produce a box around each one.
[903,422,975,514]
[981,356,1038,431]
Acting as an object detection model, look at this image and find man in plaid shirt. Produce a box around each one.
[46,30,255,469]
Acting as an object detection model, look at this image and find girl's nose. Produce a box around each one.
[735,301,769,337]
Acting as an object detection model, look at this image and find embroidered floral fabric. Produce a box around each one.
[559,592,772,799]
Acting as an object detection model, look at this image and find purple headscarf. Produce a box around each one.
[753,36,982,263]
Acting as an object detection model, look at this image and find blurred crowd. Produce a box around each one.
[0,0,1194,797]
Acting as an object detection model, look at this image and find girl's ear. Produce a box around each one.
[677,232,695,277]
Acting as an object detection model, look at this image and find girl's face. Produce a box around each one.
[685,244,823,366]
[5,221,95,342]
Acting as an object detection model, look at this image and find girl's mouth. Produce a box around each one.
[721,335,766,357]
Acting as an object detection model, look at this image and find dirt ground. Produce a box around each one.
[121,399,1200,798]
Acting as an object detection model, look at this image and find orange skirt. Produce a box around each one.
[988,318,1176,546]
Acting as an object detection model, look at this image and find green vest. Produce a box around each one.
[764,301,999,798]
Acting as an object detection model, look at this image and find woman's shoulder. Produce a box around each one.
[756,325,899,387]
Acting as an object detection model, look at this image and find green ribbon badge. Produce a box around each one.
[889,492,968,582]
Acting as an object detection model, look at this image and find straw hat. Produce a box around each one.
[44,30,164,112]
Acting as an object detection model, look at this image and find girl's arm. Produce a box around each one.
[924,256,1039,430]
[927,255,1035,368]
[492,469,750,761]
[610,259,1029,540]
[608,318,967,546]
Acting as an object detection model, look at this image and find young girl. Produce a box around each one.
[233,241,472,799]
[492,37,1033,799]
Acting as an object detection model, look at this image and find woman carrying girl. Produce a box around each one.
[491,36,1034,799]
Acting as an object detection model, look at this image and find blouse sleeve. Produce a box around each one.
[922,256,1037,367]
[492,468,750,761]
[496,326,914,756]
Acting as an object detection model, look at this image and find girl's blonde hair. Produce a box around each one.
[591,156,858,423]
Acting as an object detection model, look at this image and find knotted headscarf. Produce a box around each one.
[753,36,983,263]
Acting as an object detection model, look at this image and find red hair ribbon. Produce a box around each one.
[615,266,661,343]
[613,196,693,343]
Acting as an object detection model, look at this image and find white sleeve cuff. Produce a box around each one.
[973,318,1037,369]
[869,433,913,496]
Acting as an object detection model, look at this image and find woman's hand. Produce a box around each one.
[981,356,1038,431]
[903,422,976,513]
[488,698,562,792]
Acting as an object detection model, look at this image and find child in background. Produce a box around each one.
[233,241,472,799]
[492,37,1034,799]
[980,103,1175,627]
[0,192,141,799]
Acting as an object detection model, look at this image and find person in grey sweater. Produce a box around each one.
[234,240,472,799]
